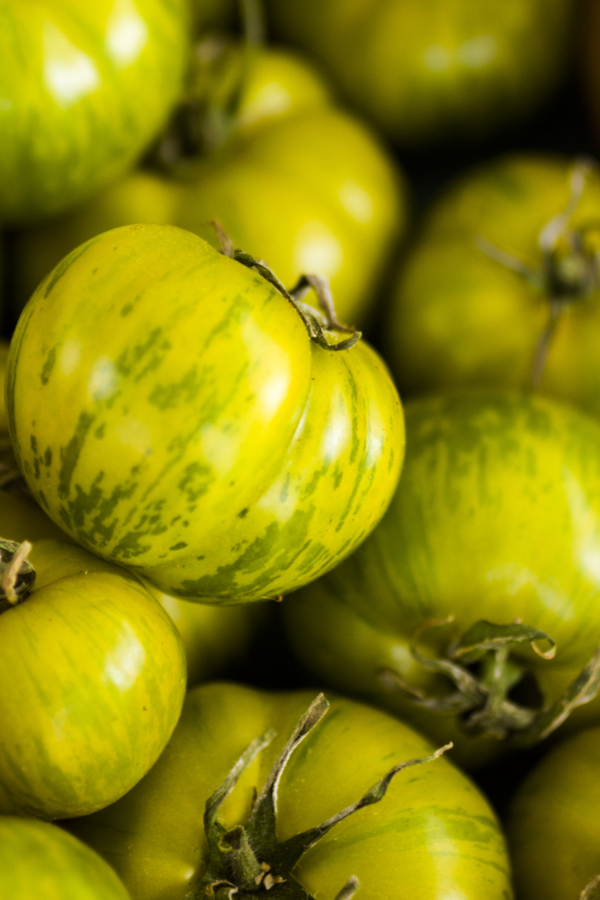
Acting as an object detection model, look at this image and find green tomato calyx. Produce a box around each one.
[189,694,451,900]
[152,1,265,167]
[0,539,35,612]
[476,156,600,388]
[380,618,600,747]
[213,221,361,352]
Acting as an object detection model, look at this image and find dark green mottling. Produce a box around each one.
[40,346,56,386]
[177,461,212,505]
[111,530,152,560]
[58,412,96,500]
[148,368,201,410]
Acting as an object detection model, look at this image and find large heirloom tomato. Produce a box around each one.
[6,224,404,603]
[0,816,130,900]
[0,0,189,226]
[9,37,406,326]
[65,682,513,900]
[265,0,574,145]
[283,391,600,768]
[505,726,600,900]
[385,153,600,419]
[0,488,186,819]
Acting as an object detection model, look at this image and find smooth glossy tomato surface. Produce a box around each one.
[0,488,186,819]
[0,816,131,900]
[0,0,189,225]
[506,726,600,900]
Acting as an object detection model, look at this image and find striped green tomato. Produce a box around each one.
[6,224,404,603]
[0,488,186,820]
[385,154,600,418]
[506,725,600,900]
[0,817,131,900]
[65,682,513,900]
[0,0,189,225]
[265,0,574,145]
[283,391,600,768]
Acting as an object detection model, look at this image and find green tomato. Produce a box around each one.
[283,391,600,768]
[265,0,574,145]
[385,153,600,419]
[9,39,407,326]
[505,726,600,900]
[0,0,189,226]
[6,224,404,603]
[65,681,513,900]
[0,488,187,819]
[0,816,131,900]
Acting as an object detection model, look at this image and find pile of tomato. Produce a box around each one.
[2,1,600,898]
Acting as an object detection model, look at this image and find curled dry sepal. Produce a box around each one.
[0,538,35,612]
[380,617,600,746]
[476,156,600,389]
[580,874,600,900]
[186,694,451,900]
[212,220,362,353]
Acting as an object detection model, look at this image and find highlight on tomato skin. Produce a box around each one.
[64,681,514,900]
[0,487,188,821]
[8,34,408,329]
[6,223,405,605]
[0,0,191,227]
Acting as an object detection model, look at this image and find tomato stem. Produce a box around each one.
[0,538,35,611]
[151,1,265,170]
[580,873,600,900]
[212,224,361,351]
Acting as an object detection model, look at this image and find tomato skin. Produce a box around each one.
[505,726,600,900]
[7,224,404,602]
[65,681,513,900]
[385,153,600,418]
[0,816,131,900]
[0,0,189,226]
[0,489,187,820]
[282,390,600,767]
[9,43,407,326]
[265,0,573,145]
